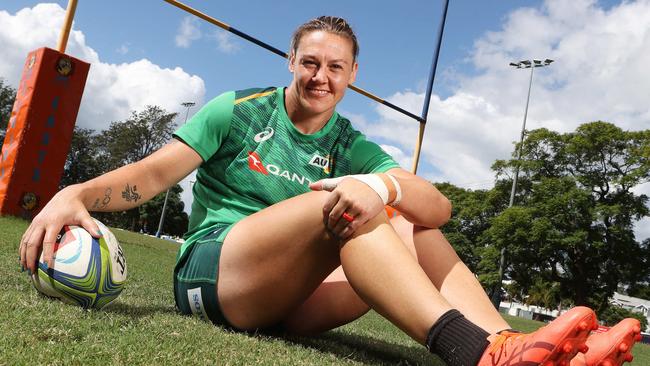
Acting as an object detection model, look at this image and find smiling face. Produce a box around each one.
[285,30,358,126]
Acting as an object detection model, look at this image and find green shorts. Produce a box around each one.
[173,224,232,326]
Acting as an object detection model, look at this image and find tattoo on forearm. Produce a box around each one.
[121,184,142,202]
[92,188,112,210]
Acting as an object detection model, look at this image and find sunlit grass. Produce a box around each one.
[1,216,647,365]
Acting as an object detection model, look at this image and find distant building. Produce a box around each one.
[610,292,650,332]
[499,301,560,323]
[500,292,650,340]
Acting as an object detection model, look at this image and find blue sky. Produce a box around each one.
[1,0,567,117]
[1,0,649,236]
[1,1,548,97]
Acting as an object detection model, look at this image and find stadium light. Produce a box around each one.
[155,101,195,238]
[490,59,554,309]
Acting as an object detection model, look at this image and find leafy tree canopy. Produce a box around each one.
[62,105,186,236]
[489,122,650,311]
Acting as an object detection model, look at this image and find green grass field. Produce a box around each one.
[1,215,648,365]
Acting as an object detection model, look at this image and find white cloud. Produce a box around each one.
[379,144,409,170]
[360,0,650,190]
[355,0,650,237]
[1,4,206,214]
[174,17,239,54]
[175,16,202,48]
[212,29,241,54]
[81,60,205,130]
[0,4,206,133]
[0,4,67,86]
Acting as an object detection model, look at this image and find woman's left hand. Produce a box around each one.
[309,177,385,240]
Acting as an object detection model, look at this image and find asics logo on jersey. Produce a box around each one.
[309,153,331,174]
[248,151,314,186]
[248,151,269,175]
[253,127,274,143]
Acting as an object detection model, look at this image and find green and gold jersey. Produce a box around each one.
[173,87,399,262]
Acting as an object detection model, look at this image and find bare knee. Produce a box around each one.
[217,191,347,330]
[344,209,391,241]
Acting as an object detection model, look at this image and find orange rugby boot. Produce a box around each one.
[478,306,598,366]
[570,318,642,366]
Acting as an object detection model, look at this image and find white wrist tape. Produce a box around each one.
[386,173,402,206]
[320,174,401,206]
[349,174,390,205]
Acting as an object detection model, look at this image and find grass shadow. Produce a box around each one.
[103,302,177,318]
[280,330,440,366]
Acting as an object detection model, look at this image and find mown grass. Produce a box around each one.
[1,216,648,365]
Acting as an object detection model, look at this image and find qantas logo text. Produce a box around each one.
[248,151,314,186]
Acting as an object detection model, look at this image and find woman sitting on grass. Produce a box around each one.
[19,16,641,366]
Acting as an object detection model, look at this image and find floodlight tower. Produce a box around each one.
[491,59,554,308]
[155,101,195,238]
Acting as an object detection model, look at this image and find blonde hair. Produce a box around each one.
[290,16,359,61]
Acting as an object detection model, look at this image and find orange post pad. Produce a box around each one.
[0,47,89,218]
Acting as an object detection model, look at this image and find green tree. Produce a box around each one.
[491,122,650,311]
[95,106,178,231]
[60,127,108,188]
[627,280,650,301]
[138,184,189,237]
[436,181,510,294]
[436,182,508,267]
[525,278,562,310]
[100,105,177,170]
[0,78,17,147]
[599,305,648,331]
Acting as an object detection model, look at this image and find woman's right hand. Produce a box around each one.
[18,139,204,273]
[19,184,101,274]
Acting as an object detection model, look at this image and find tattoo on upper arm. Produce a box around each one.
[122,184,142,202]
[92,188,112,210]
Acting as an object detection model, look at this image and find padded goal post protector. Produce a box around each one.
[0,47,89,219]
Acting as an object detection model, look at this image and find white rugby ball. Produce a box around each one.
[31,219,127,309]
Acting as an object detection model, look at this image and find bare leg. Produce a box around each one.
[217,191,452,343]
[283,214,509,336]
[339,213,452,341]
[282,268,370,335]
[250,207,595,366]
[391,215,510,333]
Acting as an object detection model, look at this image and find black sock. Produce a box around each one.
[425,309,490,366]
